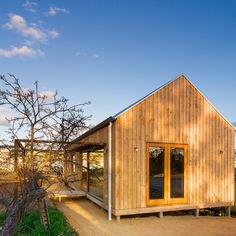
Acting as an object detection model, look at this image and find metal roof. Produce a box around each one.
[113,76,177,118]
[65,116,115,148]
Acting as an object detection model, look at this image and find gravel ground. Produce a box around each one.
[56,198,236,236]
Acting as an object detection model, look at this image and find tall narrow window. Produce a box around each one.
[149,146,165,199]
[88,149,104,199]
[170,148,184,198]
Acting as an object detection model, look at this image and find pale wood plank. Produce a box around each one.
[140,101,146,208]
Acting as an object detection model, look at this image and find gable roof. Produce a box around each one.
[68,74,235,146]
[114,74,235,130]
[113,75,179,118]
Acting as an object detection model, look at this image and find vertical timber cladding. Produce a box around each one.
[114,75,235,210]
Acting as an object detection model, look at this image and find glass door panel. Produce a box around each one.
[170,148,184,198]
[81,152,88,192]
[88,149,104,200]
[147,143,188,206]
[149,146,165,199]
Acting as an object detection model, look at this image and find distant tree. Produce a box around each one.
[0,74,91,236]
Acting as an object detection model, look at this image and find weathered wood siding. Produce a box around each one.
[114,75,235,211]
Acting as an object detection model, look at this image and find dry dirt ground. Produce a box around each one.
[56,198,236,236]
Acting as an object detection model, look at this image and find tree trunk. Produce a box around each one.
[0,187,46,236]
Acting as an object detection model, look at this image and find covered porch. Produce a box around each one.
[63,142,107,208]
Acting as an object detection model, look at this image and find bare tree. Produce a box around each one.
[0,74,91,236]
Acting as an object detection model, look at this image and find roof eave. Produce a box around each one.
[65,116,116,150]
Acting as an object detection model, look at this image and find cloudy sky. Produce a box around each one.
[0,1,236,136]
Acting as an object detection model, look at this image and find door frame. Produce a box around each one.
[146,142,188,206]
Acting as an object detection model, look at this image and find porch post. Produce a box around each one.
[108,122,112,221]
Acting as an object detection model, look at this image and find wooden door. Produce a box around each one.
[146,143,188,206]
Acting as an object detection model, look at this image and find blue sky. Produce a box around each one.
[0,0,236,131]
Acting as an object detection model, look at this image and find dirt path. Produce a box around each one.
[56,198,236,236]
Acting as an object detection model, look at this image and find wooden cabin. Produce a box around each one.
[65,75,235,220]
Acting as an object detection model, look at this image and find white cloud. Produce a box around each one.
[22,0,38,13]
[0,45,45,58]
[23,40,35,46]
[47,6,69,16]
[47,29,60,38]
[76,52,100,59]
[39,91,55,98]
[3,14,59,42]
[92,53,99,58]
[0,116,9,127]
[76,52,87,56]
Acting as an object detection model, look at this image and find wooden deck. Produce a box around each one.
[48,189,86,202]
[113,202,233,217]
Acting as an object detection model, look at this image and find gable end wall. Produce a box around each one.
[114,76,235,210]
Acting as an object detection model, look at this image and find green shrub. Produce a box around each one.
[1,207,77,236]
[0,211,6,227]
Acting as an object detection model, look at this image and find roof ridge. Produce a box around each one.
[113,74,185,118]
